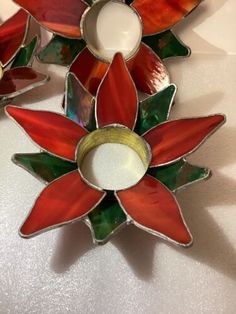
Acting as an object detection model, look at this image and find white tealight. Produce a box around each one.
[82,0,142,62]
[80,143,146,191]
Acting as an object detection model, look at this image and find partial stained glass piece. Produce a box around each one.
[143,115,225,167]
[13,152,77,183]
[136,84,176,134]
[37,35,85,66]
[20,171,106,237]
[127,43,169,95]
[149,159,211,192]
[6,106,88,161]
[70,48,108,95]
[116,175,192,246]
[143,30,190,60]
[96,53,138,130]
[65,73,96,131]
[0,67,48,98]
[132,0,201,36]
[0,10,28,67]
[88,197,127,242]
[12,36,38,68]
[14,0,87,38]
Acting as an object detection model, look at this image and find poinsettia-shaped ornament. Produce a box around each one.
[14,0,202,95]
[6,53,225,246]
[0,9,48,106]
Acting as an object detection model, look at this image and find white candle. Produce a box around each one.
[81,143,146,190]
[82,0,142,62]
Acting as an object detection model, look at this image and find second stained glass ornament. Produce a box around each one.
[14,0,202,95]
[0,9,49,106]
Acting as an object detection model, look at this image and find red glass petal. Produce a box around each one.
[0,67,48,97]
[70,48,108,95]
[143,115,225,167]
[116,175,192,245]
[20,170,106,237]
[127,43,169,95]
[14,0,87,38]
[0,10,28,67]
[96,53,138,129]
[6,106,88,161]
[132,0,201,36]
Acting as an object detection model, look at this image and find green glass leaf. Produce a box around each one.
[37,35,86,66]
[13,152,77,183]
[135,84,176,135]
[88,197,127,243]
[142,30,190,60]
[149,159,211,192]
[11,36,38,68]
[65,72,96,132]
[83,0,93,5]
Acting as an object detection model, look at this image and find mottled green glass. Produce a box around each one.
[149,159,211,192]
[143,30,190,60]
[13,152,77,183]
[88,197,127,242]
[135,84,176,135]
[84,0,93,5]
[37,35,86,66]
[11,36,38,68]
[66,73,96,132]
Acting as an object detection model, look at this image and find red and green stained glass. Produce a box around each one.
[14,0,202,96]
[0,10,28,67]
[7,53,225,246]
[0,10,48,105]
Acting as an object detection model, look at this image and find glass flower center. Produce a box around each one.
[81,0,142,63]
[77,126,151,191]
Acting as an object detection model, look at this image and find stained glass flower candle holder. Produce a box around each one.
[0,10,49,106]
[6,53,225,246]
[13,0,202,95]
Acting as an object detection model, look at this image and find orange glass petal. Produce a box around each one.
[14,0,87,38]
[116,175,192,245]
[0,67,47,97]
[0,10,28,67]
[70,48,108,95]
[96,53,138,129]
[20,170,105,237]
[132,0,201,36]
[127,43,169,95]
[6,106,88,161]
[143,115,225,167]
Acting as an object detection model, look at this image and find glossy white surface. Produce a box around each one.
[82,0,142,62]
[1,0,236,313]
